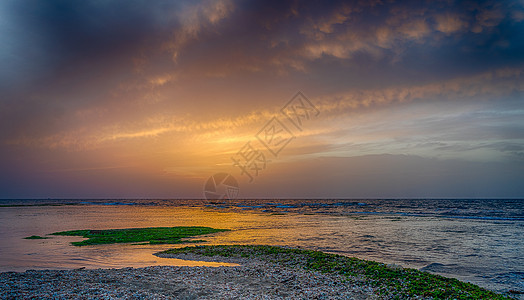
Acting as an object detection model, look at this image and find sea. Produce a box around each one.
[0,198,522,296]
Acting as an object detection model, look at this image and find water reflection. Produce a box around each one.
[0,205,522,294]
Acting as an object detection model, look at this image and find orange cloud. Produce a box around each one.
[435,13,468,34]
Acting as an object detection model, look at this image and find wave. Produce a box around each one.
[2,198,522,221]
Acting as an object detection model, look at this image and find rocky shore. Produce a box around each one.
[0,263,375,299]
[1,245,512,299]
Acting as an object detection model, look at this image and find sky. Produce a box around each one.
[1,0,523,199]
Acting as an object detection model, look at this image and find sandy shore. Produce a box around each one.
[0,260,376,299]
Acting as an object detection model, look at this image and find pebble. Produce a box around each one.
[0,261,378,299]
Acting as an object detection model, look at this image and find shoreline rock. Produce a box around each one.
[0,264,375,299]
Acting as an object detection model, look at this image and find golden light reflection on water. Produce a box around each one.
[2,203,522,296]
[1,205,375,271]
[1,205,299,271]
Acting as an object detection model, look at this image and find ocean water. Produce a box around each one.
[0,198,522,296]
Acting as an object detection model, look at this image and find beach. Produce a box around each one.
[0,245,510,299]
[0,263,373,299]
[0,244,509,299]
[0,199,522,298]
[2,0,523,298]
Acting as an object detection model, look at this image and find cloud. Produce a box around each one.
[1,0,524,198]
[4,0,523,95]
[167,0,234,61]
[434,13,468,34]
[313,66,524,118]
[472,3,506,33]
[243,154,524,198]
[4,64,522,155]
[3,107,277,151]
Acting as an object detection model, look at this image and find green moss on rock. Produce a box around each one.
[160,245,510,300]
[50,226,229,246]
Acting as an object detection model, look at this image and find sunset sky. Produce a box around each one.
[1,0,523,199]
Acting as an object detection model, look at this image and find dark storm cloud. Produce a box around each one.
[171,0,524,85]
[5,0,182,78]
[1,0,523,198]
[0,0,184,141]
[3,0,523,92]
[1,0,522,142]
